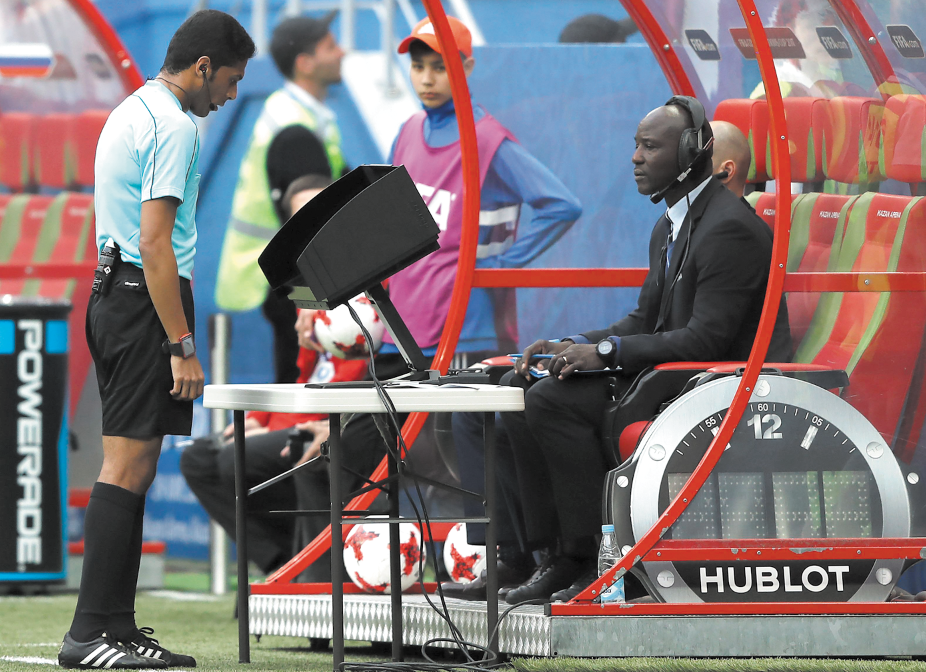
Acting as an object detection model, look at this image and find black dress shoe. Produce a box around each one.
[440,561,535,601]
[550,566,598,602]
[505,555,590,605]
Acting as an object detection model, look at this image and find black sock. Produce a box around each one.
[107,496,145,641]
[498,544,533,570]
[560,536,597,561]
[69,483,142,643]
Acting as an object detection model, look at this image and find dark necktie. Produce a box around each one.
[664,229,675,280]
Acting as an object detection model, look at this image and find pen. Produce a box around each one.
[507,353,555,359]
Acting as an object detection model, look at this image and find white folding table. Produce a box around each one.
[203,381,525,668]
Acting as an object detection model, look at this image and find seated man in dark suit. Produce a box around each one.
[500,96,792,605]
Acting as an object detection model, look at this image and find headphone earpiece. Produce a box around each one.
[665,95,711,173]
[200,65,207,74]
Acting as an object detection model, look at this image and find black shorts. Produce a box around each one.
[86,262,195,439]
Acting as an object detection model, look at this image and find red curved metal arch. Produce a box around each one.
[827,0,898,99]
[571,0,792,605]
[619,0,697,97]
[68,0,144,92]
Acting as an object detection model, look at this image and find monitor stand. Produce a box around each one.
[303,282,489,389]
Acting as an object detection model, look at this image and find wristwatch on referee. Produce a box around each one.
[596,337,618,368]
[164,333,195,359]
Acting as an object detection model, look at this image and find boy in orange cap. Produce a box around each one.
[386,16,582,599]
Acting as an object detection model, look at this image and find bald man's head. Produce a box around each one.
[711,120,752,198]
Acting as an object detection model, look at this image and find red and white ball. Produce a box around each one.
[343,521,426,594]
[313,294,384,359]
[442,523,487,584]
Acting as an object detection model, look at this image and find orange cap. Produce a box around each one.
[398,16,473,58]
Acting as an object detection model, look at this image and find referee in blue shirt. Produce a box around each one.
[59,11,255,670]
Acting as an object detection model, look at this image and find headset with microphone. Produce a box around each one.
[200,64,218,111]
[651,96,714,330]
[648,95,715,205]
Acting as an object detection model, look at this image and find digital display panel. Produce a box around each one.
[668,473,720,539]
[667,471,873,539]
[823,471,873,538]
[718,472,768,538]
[773,472,823,538]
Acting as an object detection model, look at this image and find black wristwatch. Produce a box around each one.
[596,337,618,368]
[163,332,195,359]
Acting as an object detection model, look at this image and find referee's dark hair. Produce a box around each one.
[162,9,256,74]
[270,12,337,80]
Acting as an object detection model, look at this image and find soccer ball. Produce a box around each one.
[442,522,487,584]
[343,521,426,594]
[313,294,385,359]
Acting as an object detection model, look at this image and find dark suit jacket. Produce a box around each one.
[583,178,792,373]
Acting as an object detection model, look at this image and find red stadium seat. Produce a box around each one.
[69,109,110,187]
[27,192,95,298]
[712,98,770,182]
[745,190,781,230]
[772,97,829,183]
[745,192,853,352]
[822,97,885,184]
[34,112,76,189]
[0,195,54,296]
[0,112,37,190]
[795,194,926,456]
[881,94,926,186]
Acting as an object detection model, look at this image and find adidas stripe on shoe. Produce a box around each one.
[124,627,196,668]
[58,632,167,669]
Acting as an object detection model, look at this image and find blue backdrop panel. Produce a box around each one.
[468,44,671,345]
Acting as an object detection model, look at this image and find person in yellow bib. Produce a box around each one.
[215,13,346,382]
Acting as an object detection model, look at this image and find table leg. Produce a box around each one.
[329,414,344,670]
[233,410,250,663]
[484,412,498,655]
[388,447,403,661]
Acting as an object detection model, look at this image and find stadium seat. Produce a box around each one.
[745,190,781,229]
[0,112,37,190]
[712,98,770,182]
[0,195,55,296]
[34,112,76,189]
[881,94,926,187]
[69,109,110,187]
[785,193,858,350]
[770,97,829,184]
[794,194,926,455]
[822,97,885,185]
[19,192,95,299]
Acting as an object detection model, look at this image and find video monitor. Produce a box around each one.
[258,165,441,375]
[259,165,440,311]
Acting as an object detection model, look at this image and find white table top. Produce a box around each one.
[203,381,525,414]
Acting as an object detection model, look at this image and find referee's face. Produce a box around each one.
[193,60,247,118]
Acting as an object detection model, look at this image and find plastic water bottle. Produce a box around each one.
[598,524,625,603]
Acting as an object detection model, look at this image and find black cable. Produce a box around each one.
[342,304,531,671]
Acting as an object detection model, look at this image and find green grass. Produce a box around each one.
[0,591,394,672]
[511,660,926,672]
[3,566,926,672]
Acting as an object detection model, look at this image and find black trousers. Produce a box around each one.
[262,289,300,384]
[180,430,296,574]
[452,411,528,549]
[500,369,633,545]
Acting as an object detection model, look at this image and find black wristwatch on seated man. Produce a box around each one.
[596,337,618,368]
[163,332,196,359]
